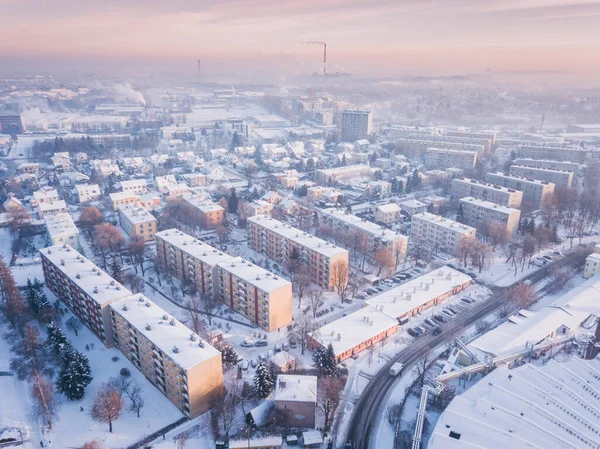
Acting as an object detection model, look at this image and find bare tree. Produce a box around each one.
[330,260,350,303]
[550,266,571,293]
[199,294,220,326]
[128,235,147,275]
[487,221,508,250]
[32,375,58,430]
[237,201,253,226]
[93,223,125,268]
[211,387,239,437]
[125,381,145,418]
[91,383,124,433]
[124,272,145,294]
[185,295,206,336]
[295,312,317,355]
[470,241,492,273]
[415,347,433,390]
[511,282,536,309]
[8,206,30,235]
[66,316,82,336]
[374,248,395,277]
[307,290,324,318]
[240,162,259,188]
[347,270,365,299]
[458,236,475,268]
[294,270,311,309]
[319,376,345,433]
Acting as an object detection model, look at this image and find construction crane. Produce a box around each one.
[304,41,327,75]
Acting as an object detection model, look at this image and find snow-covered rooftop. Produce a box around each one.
[469,275,600,357]
[38,199,67,212]
[109,191,140,202]
[118,204,156,225]
[487,171,555,187]
[120,179,147,190]
[453,177,522,194]
[459,197,520,215]
[365,267,471,319]
[229,436,283,449]
[155,229,233,267]
[274,374,317,404]
[428,357,600,449]
[182,195,224,213]
[248,215,349,258]
[110,294,220,370]
[412,212,476,234]
[376,203,401,214]
[40,245,131,306]
[218,257,291,293]
[321,208,406,243]
[309,305,399,357]
[399,198,426,208]
[44,212,78,238]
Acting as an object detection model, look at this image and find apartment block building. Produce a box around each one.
[217,257,292,332]
[109,191,141,211]
[395,138,484,158]
[485,172,555,209]
[33,187,60,205]
[315,164,373,185]
[518,145,588,164]
[119,179,148,195]
[155,229,233,299]
[411,212,477,256]
[182,196,225,230]
[40,245,132,347]
[341,109,372,142]
[0,114,26,134]
[38,200,68,218]
[118,205,157,242]
[424,148,477,170]
[451,178,523,208]
[374,203,402,224]
[445,130,496,154]
[459,197,521,238]
[320,208,408,259]
[509,165,574,189]
[75,184,102,203]
[44,213,80,250]
[110,294,223,418]
[512,158,579,173]
[248,216,350,290]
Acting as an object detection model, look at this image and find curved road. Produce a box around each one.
[344,254,581,449]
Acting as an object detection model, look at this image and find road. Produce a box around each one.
[344,253,581,449]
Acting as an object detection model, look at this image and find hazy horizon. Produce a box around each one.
[2,0,600,82]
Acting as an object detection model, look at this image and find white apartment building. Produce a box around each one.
[451,178,523,208]
[40,245,132,347]
[341,110,372,142]
[248,216,349,290]
[248,200,274,217]
[485,172,555,209]
[509,165,574,189]
[424,148,477,170]
[119,179,148,195]
[374,203,402,224]
[217,257,293,332]
[110,294,223,418]
[71,116,127,133]
[75,184,102,203]
[38,200,68,218]
[459,197,521,238]
[316,164,373,185]
[445,130,496,154]
[118,205,157,242]
[411,212,477,256]
[395,138,484,158]
[109,191,141,211]
[518,145,588,164]
[512,158,579,173]
[156,229,233,299]
[44,213,80,250]
[320,208,408,259]
[33,187,60,205]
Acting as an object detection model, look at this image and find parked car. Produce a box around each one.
[250,359,257,368]
[367,287,378,295]
[442,309,454,317]
[241,339,254,347]
[447,306,459,314]
[542,255,553,261]
[392,277,403,283]
[282,343,289,351]
[289,340,298,349]
[433,314,447,323]
[415,325,427,334]
[274,344,282,353]
[254,340,268,347]
[407,328,420,337]
[343,298,353,304]
[355,293,367,300]
[375,285,385,292]
[433,327,442,336]
[424,318,437,328]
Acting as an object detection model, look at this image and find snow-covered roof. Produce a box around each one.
[118,204,156,225]
[183,195,224,213]
[110,294,220,370]
[120,179,147,190]
[469,275,600,357]
[33,187,59,201]
[309,305,399,357]
[376,203,401,214]
[428,358,600,449]
[40,245,131,306]
[452,177,522,194]
[412,212,476,234]
[38,200,67,212]
[459,197,520,215]
[365,267,471,319]
[229,436,282,449]
[399,198,426,208]
[302,430,323,445]
[156,229,232,267]
[321,208,406,244]
[109,191,140,202]
[487,171,554,187]
[274,375,317,404]
[218,257,291,293]
[270,351,295,367]
[75,183,101,194]
[248,215,349,258]
[44,213,78,238]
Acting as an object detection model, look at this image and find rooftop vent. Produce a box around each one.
[170,319,176,326]
[173,346,180,353]
[145,324,152,331]
[76,273,81,279]
[122,305,128,311]
[190,334,196,341]
[162,314,169,320]
[60,259,65,266]
[97,271,102,276]
[138,296,144,302]
[144,301,150,307]
[93,287,99,294]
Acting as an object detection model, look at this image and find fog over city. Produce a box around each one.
[1,2,600,449]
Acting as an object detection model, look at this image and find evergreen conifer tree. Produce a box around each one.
[109,256,124,284]
[56,350,93,400]
[254,361,274,399]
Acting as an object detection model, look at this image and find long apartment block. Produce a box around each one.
[156,229,233,299]
[320,208,408,258]
[217,257,292,332]
[118,205,157,242]
[485,172,555,209]
[459,197,521,238]
[451,178,523,208]
[424,148,477,170]
[518,145,588,164]
[512,158,579,173]
[509,165,574,189]
[40,244,132,347]
[411,212,476,256]
[110,294,223,418]
[248,215,349,290]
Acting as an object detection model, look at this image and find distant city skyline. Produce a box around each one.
[2,0,600,78]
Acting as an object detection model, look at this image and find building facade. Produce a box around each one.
[424,148,477,170]
[485,172,555,209]
[248,216,349,290]
[512,158,579,173]
[509,165,574,189]
[411,212,477,256]
[110,294,223,418]
[518,145,588,164]
[118,205,157,242]
[182,196,225,230]
[341,110,372,142]
[459,197,521,238]
[451,178,523,208]
[44,213,80,249]
[75,184,102,203]
[217,257,292,332]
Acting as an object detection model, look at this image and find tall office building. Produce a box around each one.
[341,110,372,142]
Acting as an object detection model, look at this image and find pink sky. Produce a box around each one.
[2,0,600,76]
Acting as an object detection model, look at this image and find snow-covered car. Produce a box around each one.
[254,340,268,347]
[241,339,254,347]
